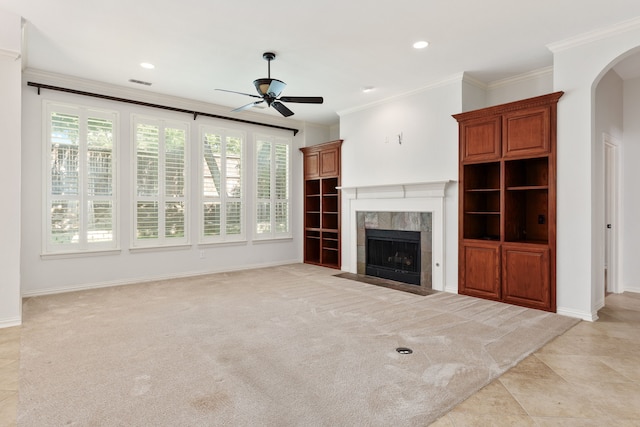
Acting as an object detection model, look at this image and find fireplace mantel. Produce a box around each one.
[340,180,453,293]
[337,181,449,199]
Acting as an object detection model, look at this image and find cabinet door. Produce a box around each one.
[502,244,550,310]
[460,241,501,300]
[320,146,340,177]
[503,106,550,157]
[460,116,501,162]
[304,152,320,179]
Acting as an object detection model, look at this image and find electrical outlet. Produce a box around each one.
[199,250,205,259]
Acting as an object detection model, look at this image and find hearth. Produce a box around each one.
[365,229,421,285]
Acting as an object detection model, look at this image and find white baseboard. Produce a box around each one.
[556,306,597,322]
[0,317,21,329]
[623,286,640,294]
[22,259,300,298]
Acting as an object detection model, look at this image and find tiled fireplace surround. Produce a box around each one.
[340,181,450,292]
[356,211,433,288]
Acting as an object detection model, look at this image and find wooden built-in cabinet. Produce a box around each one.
[453,92,563,312]
[300,140,342,269]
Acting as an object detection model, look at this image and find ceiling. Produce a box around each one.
[3,0,640,126]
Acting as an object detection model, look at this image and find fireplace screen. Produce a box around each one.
[365,229,421,285]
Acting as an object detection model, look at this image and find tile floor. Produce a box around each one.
[433,292,640,426]
[0,292,637,426]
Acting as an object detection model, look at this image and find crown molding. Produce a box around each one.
[452,91,564,122]
[337,72,465,117]
[547,16,640,53]
[0,48,20,61]
[461,73,488,90]
[487,66,553,90]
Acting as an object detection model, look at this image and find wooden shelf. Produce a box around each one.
[466,211,500,215]
[507,186,548,191]
[301,140,343,269]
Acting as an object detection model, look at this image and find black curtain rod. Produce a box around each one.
[27,82,299,136]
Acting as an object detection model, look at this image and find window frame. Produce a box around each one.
[131,115,190,248]
[42,101,120,255]
[254,133,292,241]
[199,125,246,244]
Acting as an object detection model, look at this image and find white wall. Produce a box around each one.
[0,10,22,326]
[487,67,554,106]
[622,77,640,293]
[339,78,462,292]
[594,70,623,306]
[550,19,640,320]
[20,70,331,296]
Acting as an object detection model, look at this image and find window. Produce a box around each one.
[255,134,291,239]
[133,116,188,247]
[44,102,118,253]
[201,127,245,242]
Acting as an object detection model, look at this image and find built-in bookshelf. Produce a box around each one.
[300,140,342,269]
[453,92,563,312]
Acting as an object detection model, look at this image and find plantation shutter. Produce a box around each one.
[256,140,272,235]
[46,102,118,253]
[201,127,245,242]
[255,135,291,239]
[274,142,289,234]
[134,117,188,246]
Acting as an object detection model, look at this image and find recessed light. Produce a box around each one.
[413,41,429,49]
[140,62,155,69]
[362,86,375,93]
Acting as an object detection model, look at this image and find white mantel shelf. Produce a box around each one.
[338,180,453,199]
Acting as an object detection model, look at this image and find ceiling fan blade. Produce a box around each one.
[232,100,264,112]
[271,101,294,117]
[267,79,287,97]
[215,88,262,99]
[279,96,324,104]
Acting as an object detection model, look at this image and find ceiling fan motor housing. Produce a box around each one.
[253,78,285,99]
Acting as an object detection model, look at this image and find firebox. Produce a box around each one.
[365,229,421,285]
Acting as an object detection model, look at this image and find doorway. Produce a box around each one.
[604,133,620,294]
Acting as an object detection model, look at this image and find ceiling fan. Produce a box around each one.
[216,52,324,117]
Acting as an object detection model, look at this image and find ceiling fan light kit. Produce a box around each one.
[216,52,323,118]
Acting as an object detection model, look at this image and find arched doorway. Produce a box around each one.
[592,47,640,307]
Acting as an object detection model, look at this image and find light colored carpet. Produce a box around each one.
[18,264,578,426]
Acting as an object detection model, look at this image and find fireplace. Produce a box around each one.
[366,229,421,285]
[340,181,451,293]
